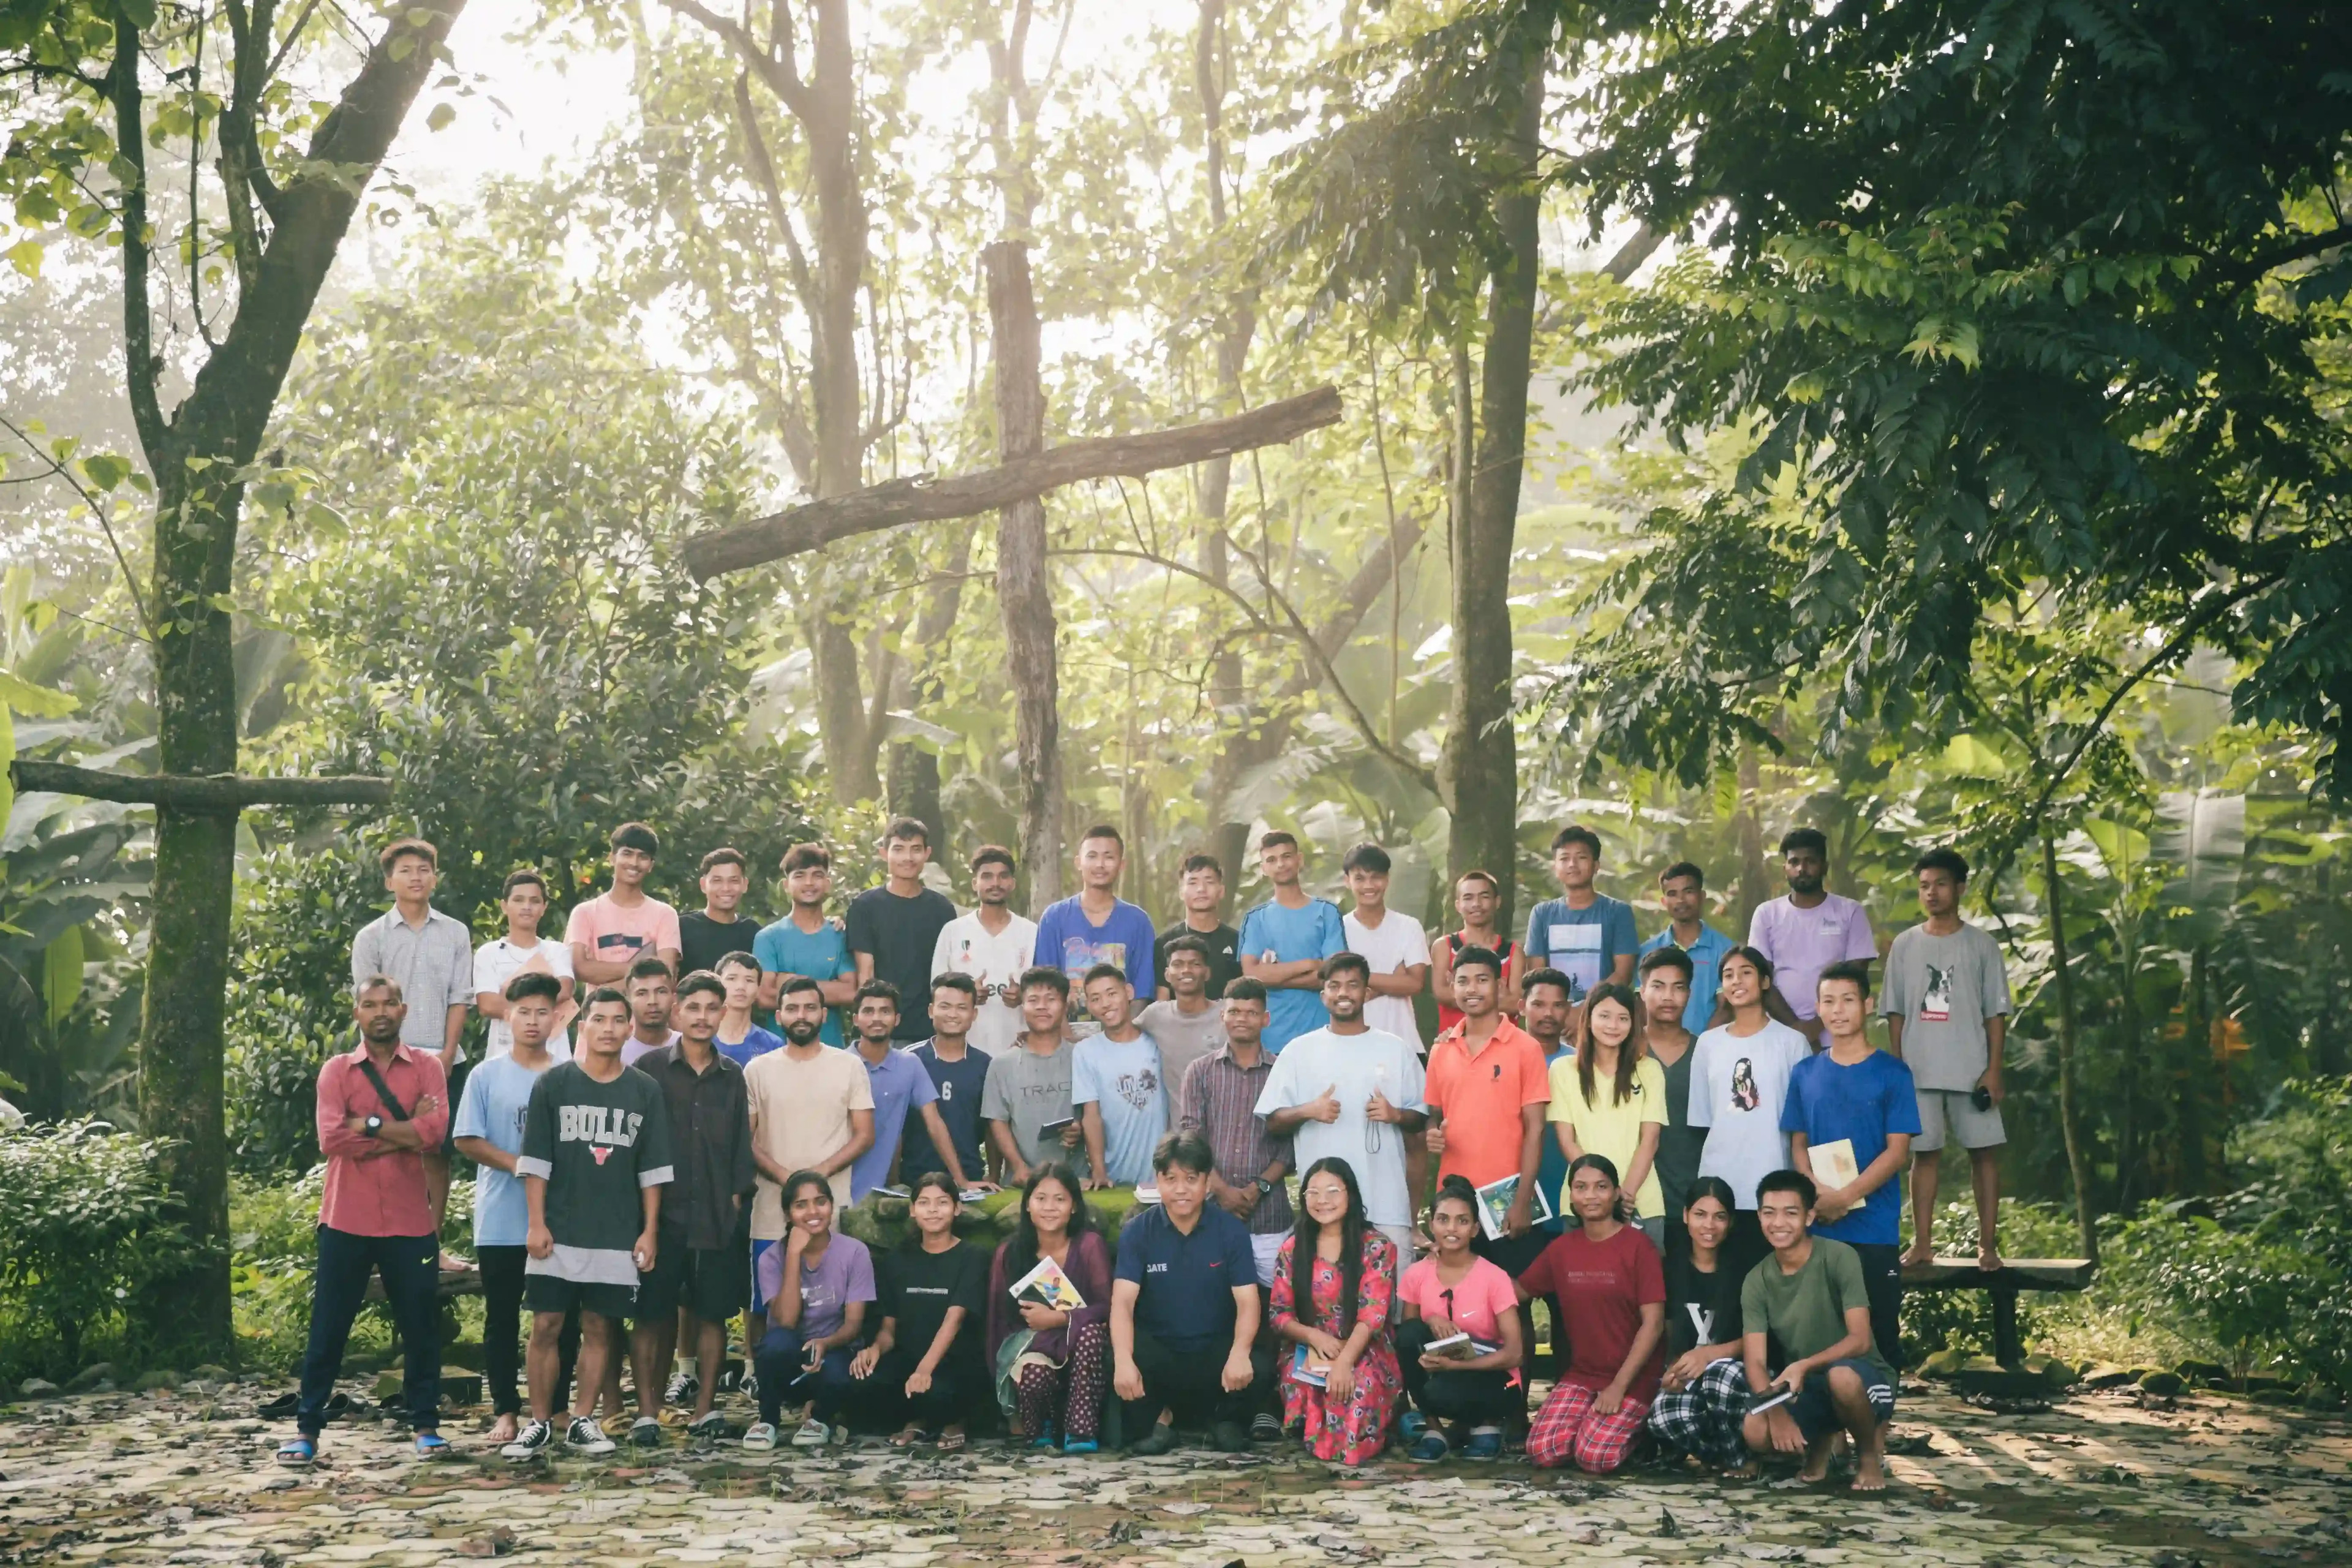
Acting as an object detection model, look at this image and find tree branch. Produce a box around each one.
[107,21,167,464]
[730,70,818,307]
[2221,222,2352,285]
[2027,573,2283,826]
[662,0,810,120]
[684,385,1343,576]
[11,761,391,811]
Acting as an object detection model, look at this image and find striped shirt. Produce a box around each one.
[1178,1046,1293,1235]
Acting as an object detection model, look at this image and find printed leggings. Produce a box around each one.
[1016,1319,1108,1441]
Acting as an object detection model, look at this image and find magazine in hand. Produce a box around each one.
[1008,1254,1086,1311]
[1809,1137,1865,1208]
[1290,1344,1335,1388]
[1473,1172,1554,1240]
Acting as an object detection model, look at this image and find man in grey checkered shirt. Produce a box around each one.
[351,835,476,1270]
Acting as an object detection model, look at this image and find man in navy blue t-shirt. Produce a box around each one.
[1110,1133,1270,1453]
[901,975,994,1187]
[1784,959,1920,1366]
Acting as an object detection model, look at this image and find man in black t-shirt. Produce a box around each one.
[677,848,761,978]
[901,975,994,1188]
[848,818,958,1044]
[504,988,674,1460]
[1155,853,1242,999]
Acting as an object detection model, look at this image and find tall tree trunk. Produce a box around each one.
[1194,0,1258,905]
[886,532,971,848]
[986,241,1061,912]
[1440,55,1544,933]
[2040,829,2100,1261]
[111,0,469,1359]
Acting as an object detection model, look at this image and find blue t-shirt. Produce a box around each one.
[1639,923,1736,1033]
[452,1054,551,1247]
[900,1039,991,1184]
[716,1023,785,1070]
[752,915,854,1046]
[1236,897,1345,1052]
[1032,895,1158,1025]
[849,1046,941,1199]
[1114,1200,1259,1352]
[1780,1048,1924,1247]
[1071,1031,1167,1186]
[1523,895,1639,1003]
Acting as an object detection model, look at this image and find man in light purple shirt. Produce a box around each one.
[1746,827,1877,1045]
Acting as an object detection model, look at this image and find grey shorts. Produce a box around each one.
[1913,1088,2005,1153]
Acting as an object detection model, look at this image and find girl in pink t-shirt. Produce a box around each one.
[1395,1176,1525,1461]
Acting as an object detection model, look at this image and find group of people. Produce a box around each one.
[282,813,2014,1493]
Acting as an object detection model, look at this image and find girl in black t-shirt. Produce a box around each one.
[1647,1177,1755,1474]
[849,1173,989,1449]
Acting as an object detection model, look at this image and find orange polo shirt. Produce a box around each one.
[1425,1016,1551,1188]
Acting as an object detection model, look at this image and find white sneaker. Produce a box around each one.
[500,1419,552,1460]
[741,1421,778,1451]
[564,1415,616,1455]
[791,1415,832,1448]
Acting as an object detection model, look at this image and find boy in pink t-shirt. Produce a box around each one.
[565,822,683,986]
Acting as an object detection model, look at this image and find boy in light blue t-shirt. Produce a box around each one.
[450,971,568,1442]
[1072,965,1169,1186]
[1236,831,1344,1052]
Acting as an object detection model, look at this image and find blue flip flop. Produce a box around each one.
[276,1436,316,1467]
[413,1433,450,1459]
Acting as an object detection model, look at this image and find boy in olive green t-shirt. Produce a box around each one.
[1738,1169,1896,1491]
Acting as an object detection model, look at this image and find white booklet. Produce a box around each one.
[1810,1138,1865,1208]
[1473,1172,1554,1240]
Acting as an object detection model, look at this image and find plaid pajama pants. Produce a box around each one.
[1646,1356,1751,1470]
[1525,1381,1651,1472]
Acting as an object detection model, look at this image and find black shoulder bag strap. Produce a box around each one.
[353,1055,413,1121]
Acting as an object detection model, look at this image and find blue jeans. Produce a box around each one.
[298,1227,440,1435]
[756,1324,855,1427]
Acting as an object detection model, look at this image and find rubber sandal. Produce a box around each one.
[413,1433,450,1458]
[937,1430,967,1452]
[887,1428,931,1448]
[276,1437,316,1467]
[258,1392,300,1420]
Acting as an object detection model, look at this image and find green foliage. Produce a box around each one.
[2105,1078,2352,1391]
[1896,1197,2081,1364]
[0,1120,187,1375]
[1558,0,2352,799]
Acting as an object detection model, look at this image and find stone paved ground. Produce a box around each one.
[2,1381,2348,1567]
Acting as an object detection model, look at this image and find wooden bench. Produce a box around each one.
[362,1267,484,1304]
[1900,1257,2096,1365]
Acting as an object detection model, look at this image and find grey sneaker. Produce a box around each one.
[625,1415,663,1450]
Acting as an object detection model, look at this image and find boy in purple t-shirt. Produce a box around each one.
[1746,827,1876,1044]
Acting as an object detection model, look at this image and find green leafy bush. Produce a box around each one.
[0,1121,189,1376]
[1897,1197,2082,1363]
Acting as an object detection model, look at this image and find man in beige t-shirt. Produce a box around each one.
[744,976,875,1233]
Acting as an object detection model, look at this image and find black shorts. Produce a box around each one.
[635,1234,750,1323]
[524,1272,638,1321]
[1792,1357,1896,1441]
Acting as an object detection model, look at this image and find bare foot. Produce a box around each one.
[1977,1243,2005,1272]
[1899,1240,1936,1268]
[439,1250,475,1273]
[1853,1450,1887,1491]
[486,1413,518,1444]
[1798,1439,1835,1484]
[1721,1461,1758,1480]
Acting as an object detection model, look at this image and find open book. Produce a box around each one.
[1473,1172,1555,1240]
[1809,1138,1866,1208]
[1008,1254,1086,1311]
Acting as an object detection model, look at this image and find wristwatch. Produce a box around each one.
[363,1115,385,1138]
[1254,1177,1276,1198]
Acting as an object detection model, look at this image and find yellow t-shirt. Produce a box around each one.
[1547,1052,1668,1218]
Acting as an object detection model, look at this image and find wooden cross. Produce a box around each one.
[10,761,392,812]
[677,242,1343,907]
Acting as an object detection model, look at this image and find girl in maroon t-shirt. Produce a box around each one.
[1514,1153,1666,1471]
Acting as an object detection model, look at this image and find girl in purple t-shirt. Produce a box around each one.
[745,1170,874,1450]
